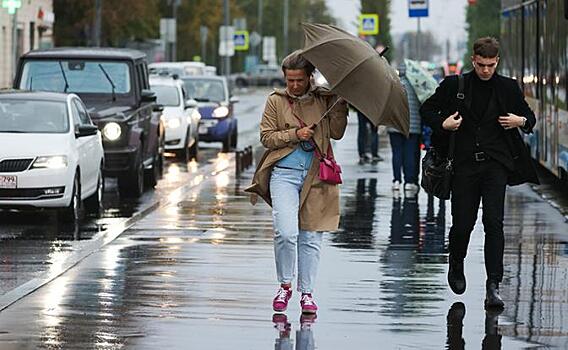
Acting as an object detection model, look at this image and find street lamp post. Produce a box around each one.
[224,0,231,77]
[283,0,289,57]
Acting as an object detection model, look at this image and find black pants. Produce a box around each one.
[449,158,509,283]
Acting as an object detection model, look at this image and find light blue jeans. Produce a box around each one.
[270,167,323,294]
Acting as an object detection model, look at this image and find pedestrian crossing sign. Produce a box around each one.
[234,31,249,51]
[359,14,379,35]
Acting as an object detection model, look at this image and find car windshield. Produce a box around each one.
[182,79,226,102]
[0,99,69,134]
[19,60,131,94]
[151,85,180,107]
[149,66,185,77]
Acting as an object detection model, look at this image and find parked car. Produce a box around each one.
[0,91,104,222]
[233,64,285,88]
[181,76,239,152]
[14,48,165,197]
[149,61,207,77]
[150,76,201,160]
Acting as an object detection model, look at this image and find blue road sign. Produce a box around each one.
[408,0,429,18]
[359,14,379,35]
[234,30,249,51]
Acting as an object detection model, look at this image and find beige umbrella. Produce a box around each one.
[302,23,410,136]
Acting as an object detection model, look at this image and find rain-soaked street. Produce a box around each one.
[0,89,567,349]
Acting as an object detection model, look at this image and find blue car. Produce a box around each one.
[181,76,239,152]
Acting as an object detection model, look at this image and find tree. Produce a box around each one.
[395,31,442,62]
[462,0,500,69]
[53,0,160,47]
[360,0,393,61]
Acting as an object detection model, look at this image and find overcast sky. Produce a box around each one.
[325,0,468,60]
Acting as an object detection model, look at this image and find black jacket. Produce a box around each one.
[420,71,539,185]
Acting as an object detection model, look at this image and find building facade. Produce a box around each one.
[0,0,54,88]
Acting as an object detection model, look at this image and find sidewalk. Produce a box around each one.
[0,119,566,349]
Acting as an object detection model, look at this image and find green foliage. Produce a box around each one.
[360,0,393,61]
[463,0,501,69]
[53,0,160,47]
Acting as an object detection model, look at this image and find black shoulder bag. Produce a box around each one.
[420,75,463,200]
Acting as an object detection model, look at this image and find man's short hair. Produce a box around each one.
[473,37,500,58]
[281,50,315,76]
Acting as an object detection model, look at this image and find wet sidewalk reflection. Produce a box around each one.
[0,122,566,349]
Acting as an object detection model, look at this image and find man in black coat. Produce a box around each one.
[420,37,539,309]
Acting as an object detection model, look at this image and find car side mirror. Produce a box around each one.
[75,125,99,138]
[185,99,198,109]
[141,89,157,103]
[229,96,240,104]
[153,104,164,112]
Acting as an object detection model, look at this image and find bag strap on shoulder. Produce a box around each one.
[447,75,464,160]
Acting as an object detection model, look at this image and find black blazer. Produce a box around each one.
[420,71,539,185]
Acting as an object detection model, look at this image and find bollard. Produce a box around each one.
[236,150,243,176]
[235,145,255,177]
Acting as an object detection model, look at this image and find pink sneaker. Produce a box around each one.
[273,286,292,312]
[300,293,318,314]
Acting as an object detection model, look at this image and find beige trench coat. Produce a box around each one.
[244,87,348,232]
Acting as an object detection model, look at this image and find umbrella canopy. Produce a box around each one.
[403,59,438,104]
[301,23,409,136]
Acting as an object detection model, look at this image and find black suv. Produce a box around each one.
[14,48,165,197]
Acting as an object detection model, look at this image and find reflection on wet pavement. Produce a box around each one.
[0,122,566,349]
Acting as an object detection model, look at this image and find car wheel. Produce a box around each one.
[145,153,160,188]
[271,79,285,88]
[188,133,199,160]
[236,78,248,88]
[59,173,82,223]
[177,129,190,162]
[230,126,238,149]
[118,149,144,197]
[84,167,104,214]
[222,132,232,153]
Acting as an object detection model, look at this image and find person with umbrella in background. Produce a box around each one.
[420,37,538,309]
[246,50,348,315]
[387,62,423,195]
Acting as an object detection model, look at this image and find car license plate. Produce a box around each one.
[0,175,17,189]
[199,125,209,134]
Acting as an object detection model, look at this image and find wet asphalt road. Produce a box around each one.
[0,90,567,349]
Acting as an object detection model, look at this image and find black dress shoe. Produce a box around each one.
[484,281,505,309]
[448,257,466,295]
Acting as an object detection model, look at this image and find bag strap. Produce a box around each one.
[288,97,333,160]
[447,75,464,160]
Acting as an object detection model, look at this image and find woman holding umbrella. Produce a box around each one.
[245,50,348,315]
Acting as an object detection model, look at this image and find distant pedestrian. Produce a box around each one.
[356,108,382,164]
[388,63,421,195]
[420,37,538,309]
[246,50,348,315]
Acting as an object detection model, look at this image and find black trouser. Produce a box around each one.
[449,158,509,283]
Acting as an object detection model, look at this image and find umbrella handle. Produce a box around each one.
[313,96,343,128]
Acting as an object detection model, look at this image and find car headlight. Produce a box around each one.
[32,155,68,169]
[212,106,229,118]
[167,117,181,129]
[102,122,122,141]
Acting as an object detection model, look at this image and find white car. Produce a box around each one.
[150,76,201,160]
[0,91,104,222]
[149,61,207,77]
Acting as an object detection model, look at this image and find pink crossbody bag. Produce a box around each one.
[288,98,342,185]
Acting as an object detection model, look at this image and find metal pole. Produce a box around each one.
[258,0,263,37]
[224,0,231,78]
[283,0,289,56]
[94,0,102,46]
[416,17,421,60]
[11,10,17,81]
[258,0,263,59]
[172,0,178,61]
